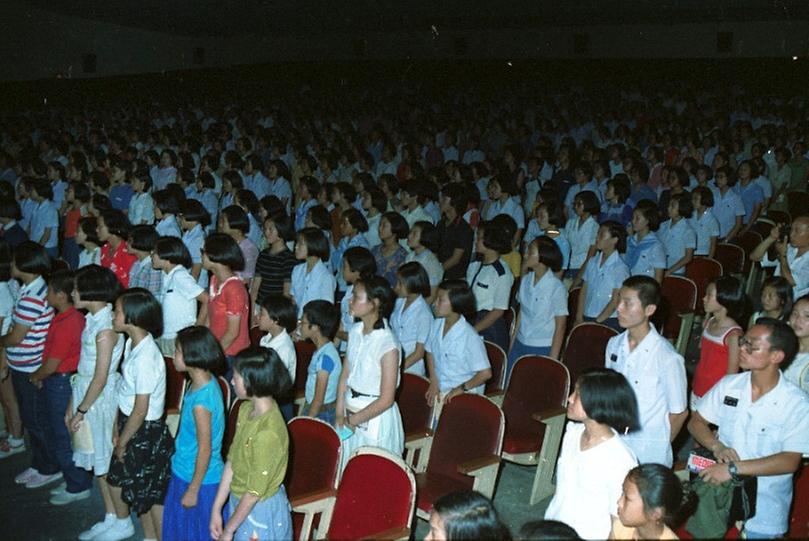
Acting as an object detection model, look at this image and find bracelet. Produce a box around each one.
[77,407,88,415]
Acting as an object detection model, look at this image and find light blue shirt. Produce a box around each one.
[733,181,765,224]
[305,342,342,405]
[624,233,666,278]
[525,223,571,271]
[712,189,745,238]
[156,215,182,238]
[583,250,629,319]
[657,218,696,274]
[171,378,225,485]
[390,296,433,376]
[29,200,59,248]
[290,260,336,317]
[689,210,720,256]
[425,316,490,393]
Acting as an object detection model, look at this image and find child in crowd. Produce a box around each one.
[372,212,409,287]
[787,294,809,392]
[336,246,376,349]
[425,491,511,541]
[152,237,208,358]
[291,228,336,317]
[251,213,297,311]
[154,190,183,238]
[105,289,174,541]
[658,192,696,276]
[202,233,249,361]
[68,265,126,539]
[128,174,155,226]
[126,225,163,296]
[599,175,633,226]
[425,280,492,409]
[331,208,370,291]
[209,347,293,541]
[565,191,600,281]
[77,217,102,268]
[234,190,264,249]
[335,276,404,470]
[360,185,386,247]
[391,262,434,376]
[545,368,639,540]
[29,179,60,258]
[179,199,212,284]
[298,300,342,424]
[624,200,666,282]
[576,221,629,330]
[294,176,319,232]
[305,205,333,248]
[162,326,226,541]
[61,182,90,267]
[220,206,258,287]
[524,197,570,273]
[405,220,444,302]
[257,295,297,419]
[98,209,137,287]
[691,276,744,405]
[508,237,567,374]
[399,180,435,229]
[690,186,719,258]
[0,240,22,459]
[483,175,525,242]
[712,165,745,242]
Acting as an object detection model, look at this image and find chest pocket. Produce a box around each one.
[749,414,784,457]
[475,282,490,289]
[631,369,659,409]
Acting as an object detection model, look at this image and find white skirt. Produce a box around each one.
[339,393,404,472]
[71,372,121,475]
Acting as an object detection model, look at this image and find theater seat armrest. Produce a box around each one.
[457,454,501,475]
[361,526,411,541]
[290,488,337,510]
[404,428,433,444]
[531,406,567,422]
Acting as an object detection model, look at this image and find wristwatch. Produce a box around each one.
[461,383,469,392]
[728,461,740,481]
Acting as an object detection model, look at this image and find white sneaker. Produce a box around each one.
[25,471,62,489]
[49,481,67,496]
[50,488,91,505]
[78,515,117,541]
[0,437,24,458]
[94,518,134,541]
[14,467,38,485]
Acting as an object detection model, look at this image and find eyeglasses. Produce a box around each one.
[738,336,768,354]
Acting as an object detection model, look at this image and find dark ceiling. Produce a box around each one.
[25,0,809,37]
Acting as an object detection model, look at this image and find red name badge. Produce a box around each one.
[687,453,717,473]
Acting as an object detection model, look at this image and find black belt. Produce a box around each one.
[350,388,379,399]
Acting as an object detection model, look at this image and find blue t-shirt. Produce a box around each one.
[305,342,342,405]
[109,184,135,211]
[171,378,225,484]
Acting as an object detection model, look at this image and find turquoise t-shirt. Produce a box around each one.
[171,378,225,485]
[305,342,342,405]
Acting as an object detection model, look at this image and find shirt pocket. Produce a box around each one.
[749,417,783,457]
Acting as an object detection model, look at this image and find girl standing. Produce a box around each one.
[689,187,719,258]
[576,221,629,330]
[624,201,666,283]
[371,212,409,287]
[391,262,434,376]
[336,247,376,349]
[565,191,600,283]
[658,193,696,276]
[98,209,137,288]
[404,221,444,301]
[209,347,293,541]
[163,326,226,541]
[290,228,336,317]
[76,217,102,269]
[105,289,174,541]
[68,265,126,540]
[612,464,691,540]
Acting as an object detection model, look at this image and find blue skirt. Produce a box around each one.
[162,472,220,541]
[225,486,292,541]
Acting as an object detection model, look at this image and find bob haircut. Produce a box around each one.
[343,246,377,281]
[397,261,431,298]
[221,205,249,235]
[75,264,123,303]
[342,208,369,234]
[175,326,226,374]
[302,300,341,341]
[574,190,600,217]
[760,276,794,321]
[692,186,714,208]
[78,217,101,246]
[180,199,211,227]
[332,182,356,204]
[633,199,660,231]
[297,227,330,261]
[13,241,51,276]
[600,220,628,253]
[432,490,511,541]
[153,189,180,215]
[364,185,388,214]
[382,211,409,241]
[354,276,397,329]
[627,464,691,528]
[265,213,295,243]
[236,189,262,219]
[48,269,75,297]
[117,287,163,338]
[578,368,640,433]
[490,174,519,197]
[0,198,21,220]
[412,221,439,253]
[669,192,693,219]
[307,205,332,232]
[709,275,748,323]
[519,520,580,540]
[0,239,10,282]
[442,183,469,217]
[128,224,159,253]
[100,209,131,239]
[233,346,293,399]
[622,275,661,309]
[479,219,513,255]
[438,279,477,322]
[204,233,245,271]
[608,175,631,204]
[538,197,565,229]
[222,170,244,191]
[531,236,563,273]
[155,237,192,269]
[260,294,298,333]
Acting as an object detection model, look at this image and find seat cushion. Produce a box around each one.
[415,471,473,513]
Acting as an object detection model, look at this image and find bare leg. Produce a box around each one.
[0,376,22,438]
[98,475,115,515]
[150,505,164,540]
[108,484,130,519]
[140,510,155,539]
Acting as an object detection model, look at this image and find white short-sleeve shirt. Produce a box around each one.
[129,192,154,225]
[516,270,568,347]
[696,372,809,535]
[467,258,514,312]
[605,326,687,466]
[290,260,336,317]
[583,251,629,319]
[761,245,809,299]
[345,321,401,396]
[564,216,599,270]
[390,296,433,376]
[657,218,697,274]
[160,265,204,339]
[405,250,444,287]
[712,189,745,238]
[425,316,490,393]
[118,335,166,420]
[484,196,525,230]
[784,352,809,394]
[689,209,720,256]
[259,329,297,383]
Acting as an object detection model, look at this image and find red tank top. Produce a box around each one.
[692,319,742,397]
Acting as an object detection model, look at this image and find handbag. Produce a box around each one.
[689,446,757,524]
[71,418,94,454]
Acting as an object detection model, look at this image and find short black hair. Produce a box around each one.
[0,239,10,281]
[479,220,513,255]
[32,179,53,201]
[575,191,600,217]
[382,211,409,240]
[117,287,163,338]
[78,217,101,246]
[0,198,21,220]
[622,275,661,309]
[628,464,692,528]
[692,186,714,208]
[48,269,75,297]
[600,220,628,253]
[13,241,51,277]
[297,227,330,261]
[155,236,192,269]
[755,317,799,369]
[128,225,159,253]
[342,208,369,233]
[519,520,582,540]
[364,185,388,213]
[397,262,431,298]
[180,199,211,227]
[633,199,660,231]
[176,326,226,374]
[260,294,298,333]
[233,346,293,398]
[343,246,377,281]
[265,212,295,243]
[760,276,793,321]
[412,221,439,253]
[439,279,477,322]
[442,183,469,216]
[669,192,693,219]
[204,232,245,271]
[75,264,122,303]
[307,205,331,232]
[538,198,565,229]
[100,209,131,239]
[302,300,340,340]
[710,275,747,323]
[433,491,511,541]
[578,368,640,433]
[153,189,180,215]
[532,236,563,273]
[608,176,631,204]
[221,205,249,234]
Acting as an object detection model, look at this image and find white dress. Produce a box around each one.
[340,321,404,471]
[71,304,125,474]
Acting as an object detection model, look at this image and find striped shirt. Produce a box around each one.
[254,247,298,304]
[7,276,54,372]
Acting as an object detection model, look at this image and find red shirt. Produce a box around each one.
[42,307,85,373]
[208,275,250,356]
[101,241,138,287]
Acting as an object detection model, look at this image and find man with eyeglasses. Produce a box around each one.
[689,318,809,539]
